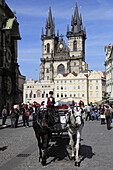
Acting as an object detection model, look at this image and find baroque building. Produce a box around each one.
[40,2,88,82]
[0,0,25,112]
[105,44,113,100]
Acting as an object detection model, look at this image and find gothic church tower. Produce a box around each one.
[40,2,88,82]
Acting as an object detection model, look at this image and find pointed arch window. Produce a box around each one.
[47,43,50,53]
[73,40,77,51]
[57,64,65,75]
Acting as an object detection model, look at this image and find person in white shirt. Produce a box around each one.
[85,104,91,121]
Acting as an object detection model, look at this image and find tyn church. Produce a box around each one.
[40,2,88,82]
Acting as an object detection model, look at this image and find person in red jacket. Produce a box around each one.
[45,91,58,108]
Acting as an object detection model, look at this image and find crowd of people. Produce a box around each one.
[85,104,113,130]
[1,104,35,128]
[1,96,113,131]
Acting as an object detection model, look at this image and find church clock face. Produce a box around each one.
[59,43,64,49]
[6,76,12,95]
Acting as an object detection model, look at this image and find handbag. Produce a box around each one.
[100,115,105,119]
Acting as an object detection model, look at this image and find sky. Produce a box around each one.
[6,0,113,80]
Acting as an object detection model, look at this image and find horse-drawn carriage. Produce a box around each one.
[33,102,84,167]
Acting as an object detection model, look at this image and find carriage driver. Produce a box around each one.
[45,91,58,108]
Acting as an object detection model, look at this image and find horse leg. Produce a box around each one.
[68,131,74,158]
[75,130,80,166]
[42,134,48,166]
[37,136,42,162]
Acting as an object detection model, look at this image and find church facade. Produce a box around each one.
[0,0,25,113]
[40,2,88,82]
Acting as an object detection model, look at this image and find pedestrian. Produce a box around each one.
[99,105,105,124]
[25,105,30,127]
[9,106,16,128]
[110,105,113,123]
[14,105,20,128]
[2,105,7,127]
[104,105,112,130]
[91,105,95,121]
[21,105,26,127]
[85,104,91,121]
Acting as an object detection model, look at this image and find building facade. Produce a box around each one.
[23,78,54,104]
[105,44,113,100]
[0,1,25,112]
[40,2,88,82]
[54,71,106,105]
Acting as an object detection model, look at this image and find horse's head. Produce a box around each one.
[72,107,82,127]
[39,109,49,129]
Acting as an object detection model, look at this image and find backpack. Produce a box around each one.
[106,109,110,117]
[25,110,30,116]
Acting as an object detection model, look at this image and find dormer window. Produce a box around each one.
[73,40,77,51]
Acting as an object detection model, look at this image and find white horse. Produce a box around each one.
[65,106,84,166]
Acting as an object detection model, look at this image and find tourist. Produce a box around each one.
[9,106,16,128]
[14,105,20,128]
[99,105,105,124]
[21,105,26,127]
[110,105,113,123]
[2,105,7,127]
[85,104,91,121]
[25,105,30,127]
[104,105,112,130]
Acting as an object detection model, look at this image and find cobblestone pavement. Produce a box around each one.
[0,120,113,170]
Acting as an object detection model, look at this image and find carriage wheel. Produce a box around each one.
[42,156,46,166]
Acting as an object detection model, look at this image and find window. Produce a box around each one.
[46,94,48,98]
[73,80,76,83]
[73,40,77,51]
[61,80,63,84]
[30,94,32,98]
[70,80,72,83]
[78,85,80,90]
[90,80,92,83]
[90,93,92,98]
[61,86,63,90]
[34,94,36,98]
[65,93,67,98]
[47,43,50,53]
[74,93,76,97]
[78,93,80,97]
[46,68,49,73]
[82,80,84,83]
[26,94,28,98]
[64,85,67,90]
[57,81,59,84]
[96,80,98,83]
[74,62,76,66]
[82,85,84,90]
[57,93,59,98]
[96,93,99,98]
[78,80,80,83]
[57,86,59,90]
[69,85,72,90]
[27,86,29,88]
[90,86,92,90]
[70,93,72,97]
[74,85,76,90]
[96,86,98,90]
[64,80,67,83]
[42,94,44,98]
[57,64,65,75]
[45,45,46,51]
[61,93,63,98]
[82,93,84,97]
[47,76,49,80]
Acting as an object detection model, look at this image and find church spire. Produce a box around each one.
[45,6,56,38]
[67,1,86,37]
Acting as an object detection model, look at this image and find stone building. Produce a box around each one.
[23,78,54,104]
[40,2,88,82]
[0,1,25,113]
[54,71,106,105]
[105,44,113,101]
